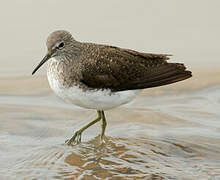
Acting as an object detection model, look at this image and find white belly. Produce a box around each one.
[47,66,141,110]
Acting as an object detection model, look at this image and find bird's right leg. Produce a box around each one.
[100,110,107,141]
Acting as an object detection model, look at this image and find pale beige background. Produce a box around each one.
[0,1,220,179]
[0,0,219,76]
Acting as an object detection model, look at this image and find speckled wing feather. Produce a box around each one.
[80,44,192,91]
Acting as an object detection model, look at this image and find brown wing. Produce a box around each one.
[80,44,192,91]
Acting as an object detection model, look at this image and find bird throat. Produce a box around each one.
[47,57,81,88]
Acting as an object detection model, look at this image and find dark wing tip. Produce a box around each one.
[184,70,193,78]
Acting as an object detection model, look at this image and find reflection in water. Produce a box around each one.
[0,78,220,179]
[2,135,220,179]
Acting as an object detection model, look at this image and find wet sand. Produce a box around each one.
[1,1,220,179]
[0,71,220,179]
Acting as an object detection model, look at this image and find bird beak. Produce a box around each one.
[32,51,53,75]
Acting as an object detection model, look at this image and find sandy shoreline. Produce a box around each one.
[0,69,219,96]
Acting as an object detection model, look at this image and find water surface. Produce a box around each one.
[0,1,220,179]
[0,74,220,179]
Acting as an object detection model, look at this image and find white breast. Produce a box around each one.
[47,58,141,110]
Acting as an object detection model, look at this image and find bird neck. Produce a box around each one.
[47,57,82,88]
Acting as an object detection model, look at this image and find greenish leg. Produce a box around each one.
[100,110,107,140]
[65,110,102,145]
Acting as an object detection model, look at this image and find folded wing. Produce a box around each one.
[80,44,192,92]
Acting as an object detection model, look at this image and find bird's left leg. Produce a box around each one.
[66,110,102,145]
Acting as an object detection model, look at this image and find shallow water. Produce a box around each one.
[1,1,220,179]
[0,75,220,179]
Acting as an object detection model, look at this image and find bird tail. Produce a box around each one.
[115,63,192,91]
[140,63,192,89]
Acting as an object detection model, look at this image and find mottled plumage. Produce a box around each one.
[32,30,192,145]
[79,43,191,91]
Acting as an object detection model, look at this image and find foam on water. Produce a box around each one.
[0,77,220,179]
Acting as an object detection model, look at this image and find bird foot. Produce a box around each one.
[65,130,82,146]
[100,136,106,144]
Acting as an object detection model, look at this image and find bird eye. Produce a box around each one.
[58,42,64,49]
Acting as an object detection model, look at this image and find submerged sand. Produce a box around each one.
[0,70,220,179]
